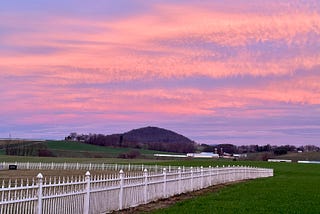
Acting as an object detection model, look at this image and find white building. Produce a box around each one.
[187,152,219,158]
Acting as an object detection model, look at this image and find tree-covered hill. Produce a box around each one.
[70,126,196,153]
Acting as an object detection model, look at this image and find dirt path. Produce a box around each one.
[112,180,244,214]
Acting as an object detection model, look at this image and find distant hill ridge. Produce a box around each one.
[123,126,194,144]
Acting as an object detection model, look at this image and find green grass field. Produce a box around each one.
[150,160,320,214]
[0,154,319,213]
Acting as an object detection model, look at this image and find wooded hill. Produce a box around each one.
[68,126,196,153]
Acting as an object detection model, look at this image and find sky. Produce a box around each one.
[1,0,320,146]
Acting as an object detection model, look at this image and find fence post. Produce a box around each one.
[215,165,221,184]
[209,166,212,186]
[178,167,181,194]
[247,166,250,179]
[200,166,203,189]
[83,171,90,214]
[242,166,245,180]
[143,169,148,204]
[37,173,43,214]
[190,167,193,191]
[119,170,124,210]
[163,168,167,198]
[236,165,238,181]
[242,165,245,180]
[222,165,226,183]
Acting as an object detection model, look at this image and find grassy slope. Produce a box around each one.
[0,140,178,158]
[45,140,177,157]
[46,141,135,154]
[0,140,180,159]
[151,160,320,214]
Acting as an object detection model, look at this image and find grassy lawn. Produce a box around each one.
[150,160,320,214]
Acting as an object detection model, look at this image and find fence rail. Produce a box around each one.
[0,162,181,172]
[0,164,273,214]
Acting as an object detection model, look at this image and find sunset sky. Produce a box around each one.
[1,0,320,146]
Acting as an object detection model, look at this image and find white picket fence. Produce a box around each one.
[0,162,180,172]
[0,165,273,214]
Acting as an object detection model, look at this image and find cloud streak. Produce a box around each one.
[0,0,319,145]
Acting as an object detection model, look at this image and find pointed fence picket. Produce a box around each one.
[0,165,273,214]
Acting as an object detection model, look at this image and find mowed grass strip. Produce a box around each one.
[151,161,320,214]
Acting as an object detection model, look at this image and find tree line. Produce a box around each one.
[200,143,319,155]
[65,132,196,153]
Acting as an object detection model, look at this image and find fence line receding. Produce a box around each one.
[0,163,273,214]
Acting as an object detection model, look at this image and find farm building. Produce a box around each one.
[187,152,219,158]
[153,154,187,158]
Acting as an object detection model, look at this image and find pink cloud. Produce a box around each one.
[3,72,319,124]
[1,3,319,82]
